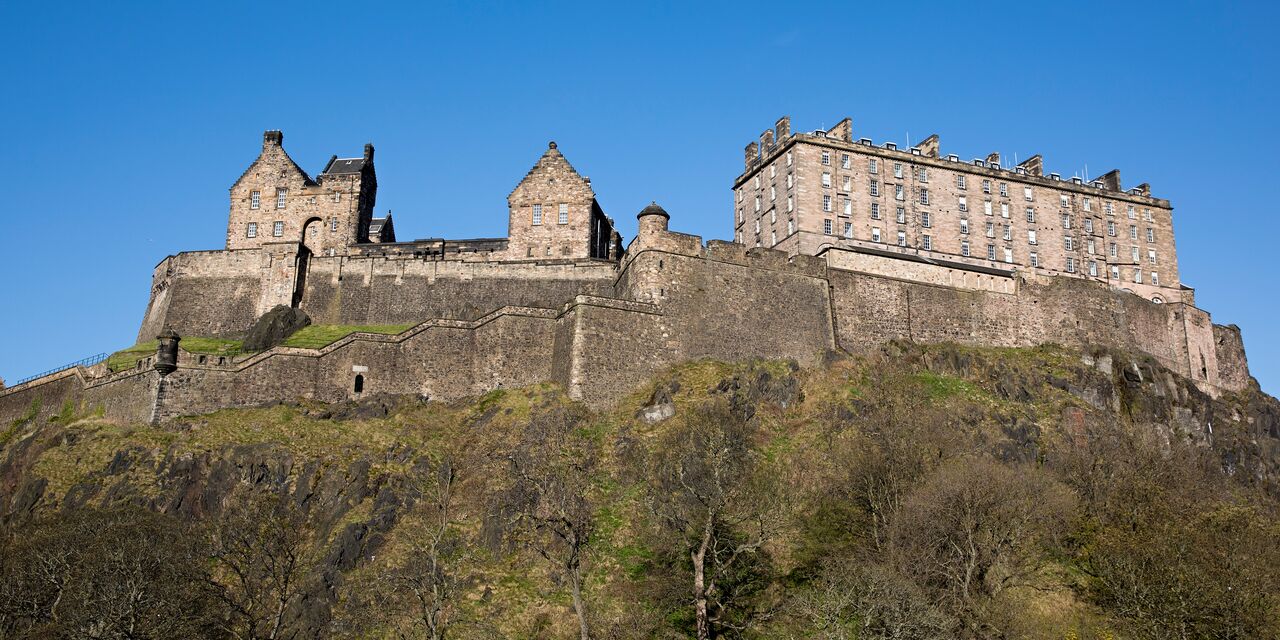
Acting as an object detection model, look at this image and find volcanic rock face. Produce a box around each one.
[243,305,311,351]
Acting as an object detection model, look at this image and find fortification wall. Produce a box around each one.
[138,251,265,341]
[1213,324,1251,391]
[0,369,158,427]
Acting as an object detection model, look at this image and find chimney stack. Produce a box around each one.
[917,133,940,158]
[1017,154,1043,177]
[364,143,375,162]
[744,141,759,169]
[263,130,283,149]
[774,115,791,141]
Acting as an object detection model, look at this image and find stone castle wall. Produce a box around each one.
[2,225,1253,427]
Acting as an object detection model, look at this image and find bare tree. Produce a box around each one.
[208,489,315,640]
[501,407,598,640]
[790,558,956,640]
[387,458,467,640]
[645,401,782,640]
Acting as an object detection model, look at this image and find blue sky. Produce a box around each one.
[1,1,1277,395]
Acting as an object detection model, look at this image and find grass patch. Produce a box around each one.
[281,324,416,349]
[107,338,244,372]
[914,370,979,400]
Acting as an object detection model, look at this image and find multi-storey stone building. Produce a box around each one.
[734,116,1181,303]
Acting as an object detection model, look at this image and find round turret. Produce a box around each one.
[154,329,181,376]
[636,201,670,235]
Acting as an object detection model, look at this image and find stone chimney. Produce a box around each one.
[263,130,283,149]
[1097,169,1121,191]
[1017,154,1044,177]
[917,134,940,158]
[744,141,759,169]
[985,152,1000,166]
[775,116,791,141]
[364,143,375,162]
[1135,183,1151,197]
[827,117,853,142]
[760,129,775,150]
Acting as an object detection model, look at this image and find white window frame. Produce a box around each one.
[250,190,261,210]
[532,203,543,225]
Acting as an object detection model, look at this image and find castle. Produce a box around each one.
[0,118,1253,425]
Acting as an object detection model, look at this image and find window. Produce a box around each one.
[532,203,543,225]
[1000,202,1009,218]
[1088,239,1096,254]
[787,195,794,212]
[786,173,793,188]
[1107,221,1117,236]
[842,175,851,191]
[1152,272,1160,286]
[250,190,261,209]
[987,244,996,260]
[822,172,831,188]
[821,151,831,165]
[960,219,970,234]
[985,201,993,216]
[1146,228,1155,243]
[957,175,967,190]
[770,186,776,201]
[1143,209,1153,222]
[1030,251,1039,267]
[1109,242,1118,258]
[787,219,794,235]
[958,196,968,212]
[1066,257,1077,273]
[755,219,761,233]
[824,219,833,235]
[1148,249,1157,264]
[870,179,880,197]
[786,151,793,166]
[770,209,776,223]
[895,184,905,201]
[871,203,881,219]
[1129,225,1138,240]
[276,189,287,209]
[737,189,743,203]
[1127,204,1136,219]
[737,208,742,224]
[1084,218,1094,234]
[961,240,971,256]
[1065,236,1074,251]
[919,188,929,205]
[1062,214,1072,229]
[1089,260,1098,276]
[1084,197,1093,212]
[999,183,1008,197]
[872,227,882,242]
[1028,229,1037,244]
[1134,269,1143,284]
[272,221,284,237]
[868,158,878,173]
[982,179,991,194]
[843,222,853,238]
[823,195,832,212]
[332,192,341,203]
[897,231,907,246]
[841,154,850,169]
[842,198,852,216]
[1131,246,1140,262]
[1023,186,1033,201]
[922,212,931,228]
[1111,265,1120,279]
[918,167,928,182]
[771,231,776,246]
[985,221,995,237]
[893,162,903,178]
[1004,248,1013,263]
[896,207,906,224]
[1060,194,1070,208]
[330,217,338,231]
[246,222,257,238]
[1003,225,1011,241]
[923,234,933,250]
[1026,207,1035,223]
[1105,202,1114,215]
[770,164,776,178]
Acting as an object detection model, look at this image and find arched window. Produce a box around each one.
[354,374,364,394]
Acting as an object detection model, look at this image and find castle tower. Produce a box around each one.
[505,141,617,260]
[226,131,378,255]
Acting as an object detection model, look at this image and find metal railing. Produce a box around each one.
[12,353,109,386]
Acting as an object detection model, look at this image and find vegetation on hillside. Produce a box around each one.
[2,343,1278,639]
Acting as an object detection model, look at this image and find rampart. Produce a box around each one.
[1,218,1252,426]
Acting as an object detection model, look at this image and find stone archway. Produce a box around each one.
[293,218,323,307]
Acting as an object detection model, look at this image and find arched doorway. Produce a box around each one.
[293,218,323,307]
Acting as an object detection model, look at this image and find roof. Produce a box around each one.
[368,217,389,234]
[322,157,367,175]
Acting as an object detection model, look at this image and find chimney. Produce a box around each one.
[364,143,375,162]
[917,133,940,158]
[1097,169,1121,191]
[744,141,759,169]
[985,152,1000,165]
[263,130,283,149]
[1017,154,1044,177]
[827,117,853,142]
[760,129,775,150]
[1135,183,1151,197]
[775,115,791,141]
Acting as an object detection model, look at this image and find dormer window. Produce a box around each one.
[250,190,261,210]
[275,189,287,209]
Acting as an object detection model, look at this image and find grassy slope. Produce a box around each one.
[6,343,1277,638]
[106,324,417,371]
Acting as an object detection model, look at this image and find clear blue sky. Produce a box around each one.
[1,1,1277,395]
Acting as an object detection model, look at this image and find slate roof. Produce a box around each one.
[322,157,367,175]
